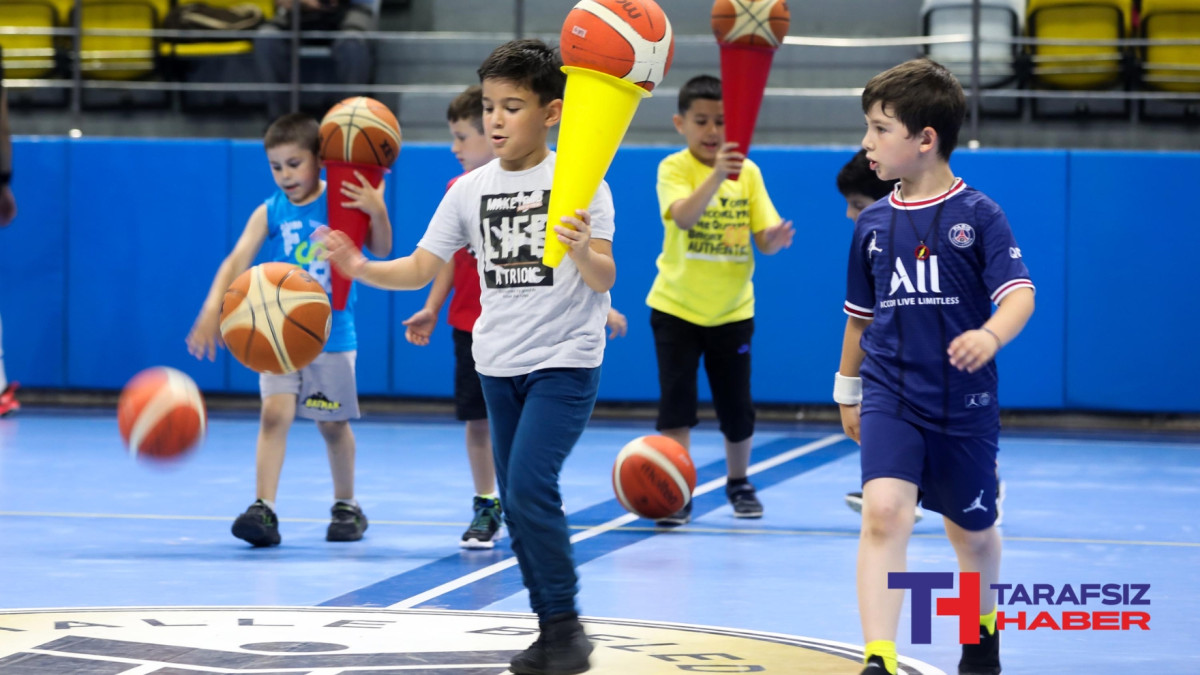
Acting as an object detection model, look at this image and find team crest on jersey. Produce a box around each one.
[949,223,975,249]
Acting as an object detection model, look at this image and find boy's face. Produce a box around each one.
[843,193,876,222]
[673,98,724,166]
[861,101,925,182]
[266,142,321,203]
[481,78,560,169]
[448,118,493,173]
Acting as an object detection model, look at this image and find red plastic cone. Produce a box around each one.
[324,161,385,310]
[718,42,776,181]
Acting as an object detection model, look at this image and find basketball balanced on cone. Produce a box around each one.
[613,435,697,520]
[318,96,402,168]
[220,262,331,375]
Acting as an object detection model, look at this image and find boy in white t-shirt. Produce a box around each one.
[321,39,613,675]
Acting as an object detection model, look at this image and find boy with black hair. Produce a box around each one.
[322,39,612,674]
[648,74,794,527]
[838,59,1034,675]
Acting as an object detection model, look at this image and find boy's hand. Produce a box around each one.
[948,329,1000,373]
[839,404,862,444]
[606,308,627,339]
[340,171,386,222]
[314,226,367,279]
[185,308,224,361]
[557,208,593,261]
[714,142,745,180]
[759,219,794,254]
[402,307,437,346]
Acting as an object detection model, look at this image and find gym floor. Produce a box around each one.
[0,408,1195,674]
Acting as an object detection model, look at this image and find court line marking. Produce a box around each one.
[388,433,847,609]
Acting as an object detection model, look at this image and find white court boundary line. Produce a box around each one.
[388,433,847,609]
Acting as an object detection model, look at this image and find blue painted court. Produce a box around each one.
[0,408,1196,673]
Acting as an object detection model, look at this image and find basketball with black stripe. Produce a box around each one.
[318,97,403,168]
[219,262,331,375]
[117,367,206,462]
[711,0,791,48]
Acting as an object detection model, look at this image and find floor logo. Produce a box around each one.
[0,607,948,674]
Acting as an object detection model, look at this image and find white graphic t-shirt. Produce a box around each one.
[417,153,615,377]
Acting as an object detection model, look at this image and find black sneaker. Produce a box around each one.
[726,481,763,519]
[845,491,925,523]
[654,499,692,527]
[231,500,281,547]
[959,626,1001,675]
[461,496,502,549]
[510,613,593,675]
[861,654,889,674]
[326,502,368,542]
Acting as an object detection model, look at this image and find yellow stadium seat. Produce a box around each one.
[45,0,169,80]
[1026,0,1133,89]
[0,0,60,79]
[160,0,275,60]
[1140,0,1200,92]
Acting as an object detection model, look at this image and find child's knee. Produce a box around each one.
[317,419,350,443]
[861,497,915,536]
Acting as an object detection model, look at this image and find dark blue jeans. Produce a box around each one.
[479,367,601,620]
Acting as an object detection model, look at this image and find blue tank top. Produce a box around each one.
[264,186,356,352]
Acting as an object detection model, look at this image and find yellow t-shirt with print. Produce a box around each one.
[646,148,781,327]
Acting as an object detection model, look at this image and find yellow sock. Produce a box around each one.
[980,609,997,636]
[864,640,898,674]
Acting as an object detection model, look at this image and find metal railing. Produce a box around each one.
[3,0,1200,136]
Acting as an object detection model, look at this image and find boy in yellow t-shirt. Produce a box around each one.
[647,74,794,526]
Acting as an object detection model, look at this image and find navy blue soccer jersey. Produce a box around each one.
[844,179,1034,436]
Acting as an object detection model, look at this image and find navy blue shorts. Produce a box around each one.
[860,412,999,531]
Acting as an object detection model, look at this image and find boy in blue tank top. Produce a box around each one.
[186,113,393,547]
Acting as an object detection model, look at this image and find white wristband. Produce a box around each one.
[833,372,862,405]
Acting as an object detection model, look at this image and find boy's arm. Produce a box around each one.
[836,316,872,443]
[753,220,794,255]
[338,170,392,257]
[948,287,1034,373]
[666,142,743,231]
[402,258,456,346]
[186,205,270,360]
[557,207,615,293]
[322,227,446,291]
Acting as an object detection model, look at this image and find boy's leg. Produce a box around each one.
[255,393,296,503]
[858,414,925,674]
[454,330,495,496]
[332,5,376,86]
[297,352,365,542]
[650,310,703,525]
[702,318,761,517]
[465,418,495,494]
[920,430,1003,674]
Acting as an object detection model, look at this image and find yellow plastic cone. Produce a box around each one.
[544,66,650,268]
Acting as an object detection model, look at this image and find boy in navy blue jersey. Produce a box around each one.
[836,59,1034,675]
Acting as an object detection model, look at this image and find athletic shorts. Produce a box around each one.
[860,412,999,531]
[260,350,360,422]
[452,329,487,422]
[650,309,755,443]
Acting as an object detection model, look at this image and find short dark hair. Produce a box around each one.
[447,85,484,134]
[678,74,721,114]
[263,113,320,155]
[837,149,897,200]
[862,58,965,160]
[476,39,564,105]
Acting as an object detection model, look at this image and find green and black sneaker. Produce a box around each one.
[232,499,281,547]
[327,502,368,542]
[460,496,503,549]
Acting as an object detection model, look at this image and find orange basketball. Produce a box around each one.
[560,0,675,92]
[319,96,403,167]
[117,367,206,462]
[220,262,331,375]
[711,0,791,48]
[612,435,697,519]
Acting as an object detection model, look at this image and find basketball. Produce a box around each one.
[711,0,791,48]
[560,0,675,92]
[117,367,206,462]
[319,96,403,168]
[612,435,697,520]
[219,262,331,375]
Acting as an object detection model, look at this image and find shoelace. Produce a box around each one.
[469,504,499,531]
